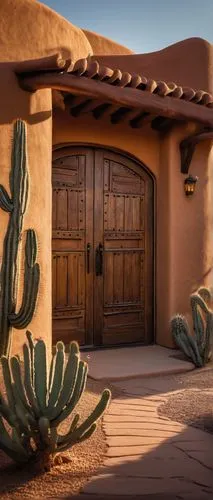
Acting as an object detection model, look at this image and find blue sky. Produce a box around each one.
[40,0,213,53]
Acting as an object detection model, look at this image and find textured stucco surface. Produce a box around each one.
[0,0,212,352]
[83,29,134,55]
[92,38,213,93]
[53,111,213,347]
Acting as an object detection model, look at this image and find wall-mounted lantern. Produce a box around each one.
[184,175,198,196]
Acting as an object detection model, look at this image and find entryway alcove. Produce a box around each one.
[52,146,154,348]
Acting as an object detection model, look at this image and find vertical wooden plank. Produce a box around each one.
[132,196,140,231]
[108,194,115,230]
[93,149,104,345]
[104,252,113,305]
[115,196,124,231]
[125,196,133,231]
[57,189,68,230]
[124,252,131,302]
[52,190,57,230]
[68,190,78,230]
[113,252,124,303]
[56,254,68,307]
[78,252,85,307]
[85,150,94,344]
[52,255,57,309]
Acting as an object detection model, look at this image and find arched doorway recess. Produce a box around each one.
[52,146,154,347]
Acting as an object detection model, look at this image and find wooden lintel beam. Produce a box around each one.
[180,129,213,173]
[69,99,93,116]
[93,103,111,119]
[130,112,150,128]
[151,116,177,133]
[110,107,132,124]
[18,72,213,127]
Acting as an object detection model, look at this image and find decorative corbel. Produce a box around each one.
[180,129,213,174]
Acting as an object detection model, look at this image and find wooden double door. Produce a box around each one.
[52,147,154,347]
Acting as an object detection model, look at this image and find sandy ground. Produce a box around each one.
[158,366,213,434]
[0,374,121,500]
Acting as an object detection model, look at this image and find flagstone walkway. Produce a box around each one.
[80,375,213,499]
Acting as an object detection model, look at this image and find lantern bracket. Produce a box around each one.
[180,128,213,174]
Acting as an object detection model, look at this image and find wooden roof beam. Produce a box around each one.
[180,129,213,173]
[15,53,71,74]
[18,72,213,128]
[130,112,151,128]
[151,116,178,133]
[110,107,132,124]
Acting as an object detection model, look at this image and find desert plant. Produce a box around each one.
[171,287,213,367]
[0,331,111,470]
[0,119,40,357]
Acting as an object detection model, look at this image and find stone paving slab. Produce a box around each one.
[104,428,181,438]
[187,451,213,469]
[110,399,162,407]
[80,375,213,498]
[104,415,170,424]
[104,422,186,432]
[70,495,182,500]
[107,407,158,417]
[83,345,193,380]
[83,474,211,496]
[102,455,212,482]
[102,460,213,489]
[106,443,184,457]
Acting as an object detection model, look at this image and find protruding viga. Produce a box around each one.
[0,332,111,470]
[0,120,40,357]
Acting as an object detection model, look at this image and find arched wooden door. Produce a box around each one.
[52,147,154,347]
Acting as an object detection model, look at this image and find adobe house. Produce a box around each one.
[0,0,213,356]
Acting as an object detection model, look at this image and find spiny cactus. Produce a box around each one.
[0,332,111,470]
[171,287,213,367]
[0,120,40,357]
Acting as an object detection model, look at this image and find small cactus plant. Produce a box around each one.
[171,287,213,367]
[0,332,111,470]
[0,120,40,357]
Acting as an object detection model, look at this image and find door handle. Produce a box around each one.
[86,243,91,273]
[95,243,104,276]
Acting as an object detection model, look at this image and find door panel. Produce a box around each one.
[52,147,154,347]
[52,151,93,345]
[93,150,152,346]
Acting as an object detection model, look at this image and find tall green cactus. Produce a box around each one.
[0,332,111,470]
[171,287,213,367]
[0,120,40,357]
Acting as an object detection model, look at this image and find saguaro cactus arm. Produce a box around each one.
[0,120,40,356]
[9,230,40,329]
[0,185,13,212]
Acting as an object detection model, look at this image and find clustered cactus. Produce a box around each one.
[171,287,213,367]
[0,120,40,357]
[0,332,111,470]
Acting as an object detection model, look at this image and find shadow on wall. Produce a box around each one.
[0,62,52,125]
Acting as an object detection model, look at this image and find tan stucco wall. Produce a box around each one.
[0,0,92,63]
[158,123,213,346]
[93,37,213,92]
[0,0,94,356]
[53,111,213,347]
[83,29,134,55]
[0,0,212,352]
[52,109,159,178]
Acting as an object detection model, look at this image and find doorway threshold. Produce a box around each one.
[81,345,194,381]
